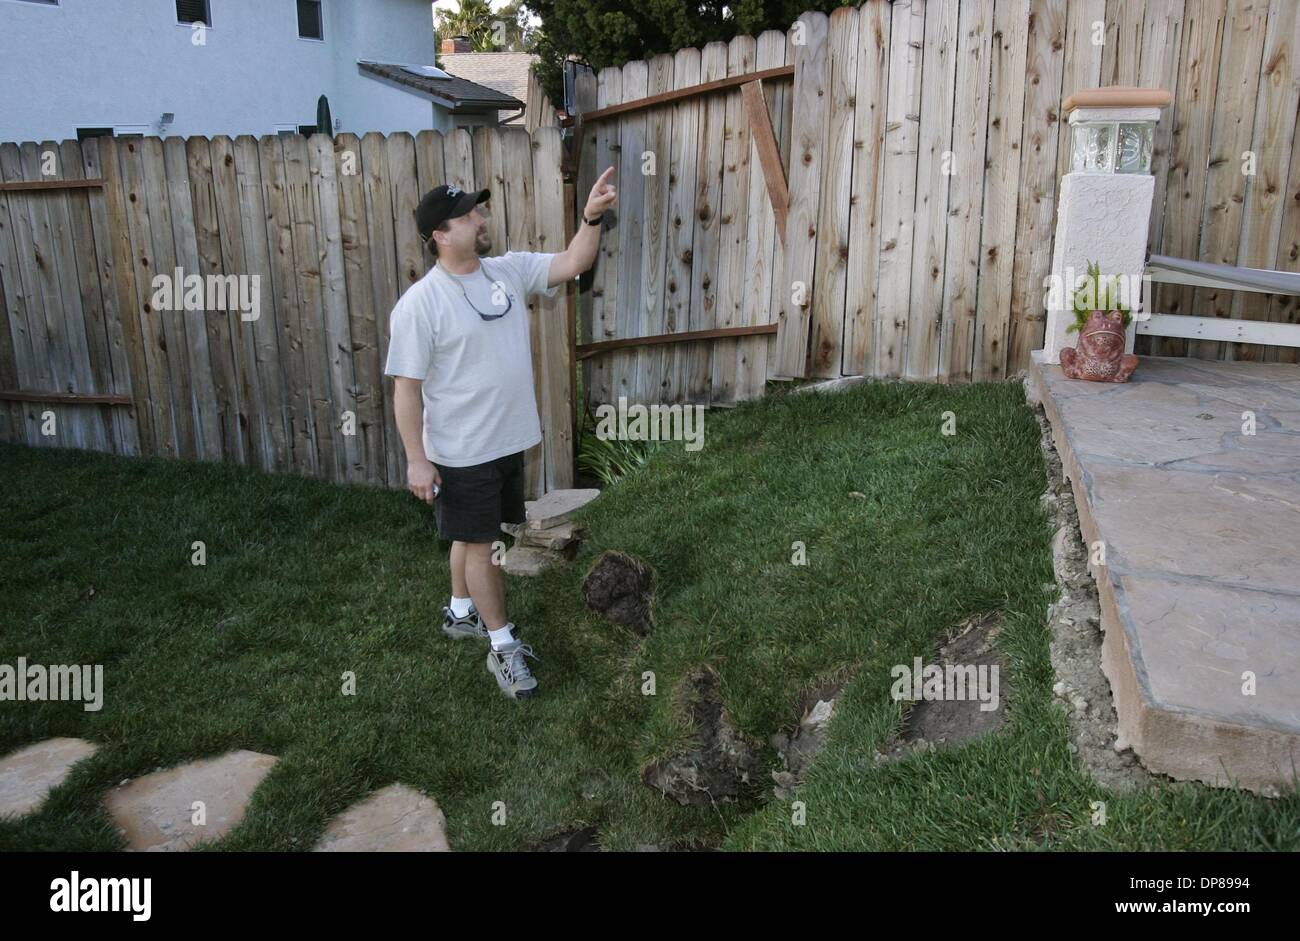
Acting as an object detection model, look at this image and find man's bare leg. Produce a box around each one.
[467,539,537,698]
[462,541,507,631]
[449,540,470,599]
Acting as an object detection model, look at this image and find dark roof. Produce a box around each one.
[358,61,525,113]
[437,52,537,107]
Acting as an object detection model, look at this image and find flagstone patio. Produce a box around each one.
[1028,353,1300,794]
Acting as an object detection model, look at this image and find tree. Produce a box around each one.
[435,0,537,57]
[525,0,849,109]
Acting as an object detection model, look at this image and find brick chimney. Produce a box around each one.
[440,35,472,54]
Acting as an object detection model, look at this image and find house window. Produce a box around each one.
[76,128,114,141]
[14,1,60,6]
[176,0,210,25]
[298,0,323,40]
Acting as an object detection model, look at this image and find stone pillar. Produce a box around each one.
[1041,87,1172,364]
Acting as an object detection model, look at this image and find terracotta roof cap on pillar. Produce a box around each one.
[1063,86,1173,113]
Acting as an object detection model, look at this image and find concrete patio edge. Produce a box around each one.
[1027,352,1300,795]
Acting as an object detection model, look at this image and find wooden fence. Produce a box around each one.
[0,127,575,497]
[6,0,1299,479]
[571,0,1300,412]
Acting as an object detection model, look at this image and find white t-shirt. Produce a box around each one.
[384,251,560,467]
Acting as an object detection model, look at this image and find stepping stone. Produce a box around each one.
[0,737,98,819]
[525,488,599,529]
[314,784,450,852]
[104,749,278,852]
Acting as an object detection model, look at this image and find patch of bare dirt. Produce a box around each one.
[770,671,854,799]
[642,667,763,807]
[876,612,1009,762]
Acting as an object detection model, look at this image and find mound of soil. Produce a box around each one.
[582,550,656,636]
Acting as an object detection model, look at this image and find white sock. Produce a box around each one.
[489,624,516,649]
[450,596,474,618]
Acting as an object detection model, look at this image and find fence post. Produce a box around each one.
[1042,87,1171,364]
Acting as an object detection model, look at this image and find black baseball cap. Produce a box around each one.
[416,184,490,241]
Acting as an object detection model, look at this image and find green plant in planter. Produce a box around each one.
[1067,261,1132,333]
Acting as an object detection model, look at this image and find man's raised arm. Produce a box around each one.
[547,166,619,287]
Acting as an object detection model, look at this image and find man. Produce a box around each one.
[385,167,618,701]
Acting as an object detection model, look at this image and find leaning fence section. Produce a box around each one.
[0,127,574,497]
[571,0,1300,415]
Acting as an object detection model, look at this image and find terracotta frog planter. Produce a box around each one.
[1059,310,1138,382]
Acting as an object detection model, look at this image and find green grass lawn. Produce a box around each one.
[2,380,1296,851]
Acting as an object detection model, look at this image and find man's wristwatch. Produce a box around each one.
[582,212,604,226]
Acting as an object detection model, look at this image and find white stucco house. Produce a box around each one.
[0,0,524,143]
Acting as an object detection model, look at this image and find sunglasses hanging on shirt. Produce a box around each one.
[455,258,513,322]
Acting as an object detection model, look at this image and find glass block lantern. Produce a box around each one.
[1071,120,1154,174]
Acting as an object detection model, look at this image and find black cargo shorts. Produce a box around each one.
[432,450,526,544]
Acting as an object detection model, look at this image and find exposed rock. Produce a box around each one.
[582,550,656,636]
[642,667,762,807]
[770,674,852,799]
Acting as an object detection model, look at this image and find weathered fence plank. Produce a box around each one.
[229,134,288,472]
[973,0,1031,381]
[360,132,403,485]
[1191,0,1268,359]
[184,136,243,463]
[533,127,576,490]
[79,138,140,454]
[874,0,924,379]
[939,0,995,381]
[711,36,756,402]
[905,0,960,380]
[1007,0,1068,375]
[663,47,701,405]
[1157,0,1228,356]
[309,133,362,482]
[589,66,621,409]
[259,134,316,472]
[117,138,179,457]
[1231,0,1300,361]
[614,59,649,405]
[334,133,385,484]
[736,31,789,401]
[640,53,675,405]
[163,136,222,461]
[807,7,858,380]
[776,11,831,378]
